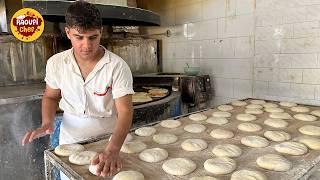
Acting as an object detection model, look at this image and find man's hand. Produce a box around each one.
[21,124,53,146]
[91,150,122,177]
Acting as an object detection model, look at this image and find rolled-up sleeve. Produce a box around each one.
[111,60,134,99]
[44,58,60,89]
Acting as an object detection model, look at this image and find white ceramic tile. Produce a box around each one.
[281,37,320,54]
[236,0,255,15]
[254,68,275,81]
[162,42,175,59]
[255,40,281,55]
[254,54,290,68]
[199,59,215,75]
[175,42,188,58]
[316,85,320,100]
[305,5,320,21]
[210,96,236,106]
[253,80,268,97]
[268,82,292,97]
[200,19,218,40]
[291,54,318,68]
[282,7,307,24]
[234,36,254,58]
[218,14,254,38]
[176,2,202,25]
[231,59,253,79]
[187,41,202,59]
[234,79,253,98]
[201,40,216,58]
[187,22,202,40]
[213,77,234,97]
[290,84,315,100]
[202,0,236,20]
[278,69,303,83]
[293,21,319,38]
[202,39,235,58]
[303,69,320,84]
[256,26,274,41]
[211,60,234,79]
[255,11,283,27]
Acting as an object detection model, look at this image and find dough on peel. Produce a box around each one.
[291,106,310,113]
[280,101,297,107]
[236,114,257,121]
[245,108,263,115]
[293,114,317,121]
[296,136,320,150]
[206,117,228,125]
[217,105,234,111]
[212,111,232,118]
[231,100,247,106]
[264,118,288,128]
[250,100,266,105]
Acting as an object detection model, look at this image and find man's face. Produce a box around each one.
[65,27,102,60]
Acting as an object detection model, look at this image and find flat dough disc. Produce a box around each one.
[311,110,320,117]
[250,99,266,105]
[54,144,85,157]
[68,151,97,165]
[280,101,297,107]
[162,158,196,176]
[181,139,208,151]
[264,130,291,142]
[184,124,206,133]
[264,118,288,128]
[237,123,262,132]
[299,125,320,136]
[160,120,181,128]
[113,170,145,180]
[212,144,242,158]
[139,148,168,163]
[109,133,133,143]
[264,107,284,113]
[132,94,152,103]
[217,105,234,111]
[204,157,236,175]
[256,154,292,171]
[262,103,278,108]
[190,176,218,180]
[269,112,292,119]
[120,141,147,153]
[210,129,234,139]
[241,136,269,148]
[296,136,320,150]
[189,113,208,121]
[291,106,310,113]
[153,133,178,144]
[212,111,232,118]
[293,114,317,121]
[231,169,267,180]
[206,117,229,125]
[246,104,263,109]
[236,114,257,121]
[88,164,99,176]
[274,142,308,155]
[231,100,247,106]
[135,127,156,137]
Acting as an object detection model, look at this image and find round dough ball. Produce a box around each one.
[275,142,308,155]
[245,108,264,115]
[210,129,234,139]
[264,107,284,113]
[162,158,196,176]
[217,105,234,111]
[262,103,278,108]
[206,117,228,125]
[113,170,144,180]
[181,139,208,151]
[139,148,168,163]
[54,144,85,157]
[231,169,267,180]
[231,100,247,106]
[280,101,297,107]
[236,114,257,121]
[264,118,288,128]
[237,123,262,132]
[153,133,178,144]
[311,110,320,117]
[299,125,320,136]
[190,176,218,180]
[241,136,269,148]
[296,136,320,150]
[291,106,310,113]
[250,100,266,105]
[204,157,236,175]
[88,164,99,176]
[212,111,232,118]
[269,112,292,119]
[212,144,242,158]
[246,104,263,109]
[109,133,133,143]
[160,120,181,128]
[135,127,156,137]
[264,131,291,142]
[121,141,147,153]
[69,151,97,165]
[184,124,206,133]
[293,114,317,122]
[256,154,292,171]
[189,113,208,121]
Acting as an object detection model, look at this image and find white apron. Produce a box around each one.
[59,112,116,145]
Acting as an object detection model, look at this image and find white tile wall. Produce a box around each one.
[143,0,320,107]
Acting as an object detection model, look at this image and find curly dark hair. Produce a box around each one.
[65,1,102,31]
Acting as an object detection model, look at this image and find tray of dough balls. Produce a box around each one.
[52,98,320,180]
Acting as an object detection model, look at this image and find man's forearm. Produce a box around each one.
[41,96,59,127]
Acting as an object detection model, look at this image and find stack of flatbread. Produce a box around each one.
[132,92,153,103]
[148,88,168,98]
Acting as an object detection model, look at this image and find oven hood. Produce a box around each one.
[22,0,160,26]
